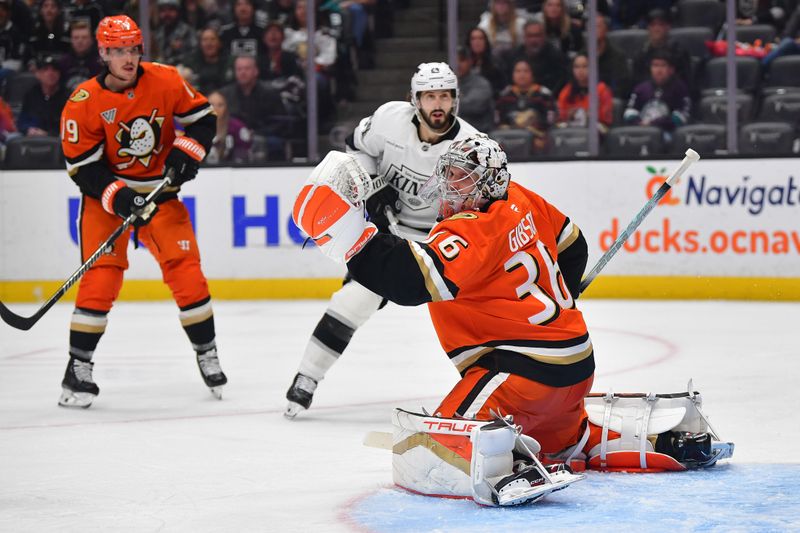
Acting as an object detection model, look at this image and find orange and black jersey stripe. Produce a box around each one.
[348,182,593,387]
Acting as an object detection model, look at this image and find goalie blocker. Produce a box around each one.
[389,384,733,506]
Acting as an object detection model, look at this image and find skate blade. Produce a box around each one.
[58,388,96,409]
[284,401,306,419]
[209,386,224,400]
[498,472,585,506]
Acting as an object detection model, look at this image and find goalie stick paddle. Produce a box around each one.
[363,431,392,450]
[0,172,174,331]
[579,149,700,294]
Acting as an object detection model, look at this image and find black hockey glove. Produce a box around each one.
[165,136,206,187]
[112,186,158,227]
[365,185,400,230]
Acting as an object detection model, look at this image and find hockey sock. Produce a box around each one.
[69,307,109,361]
[298,312,355,381]
[179,297,216,352]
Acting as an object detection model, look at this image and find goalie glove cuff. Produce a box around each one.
[173,136,207,162]
[101,179,128,215]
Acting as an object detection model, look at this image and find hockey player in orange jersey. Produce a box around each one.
[58,15,226,408]
[293,136,733,506]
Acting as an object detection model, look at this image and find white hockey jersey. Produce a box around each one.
[346,101,480,239]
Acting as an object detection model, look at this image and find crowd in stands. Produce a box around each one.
[459,0,800,157]
[1,0,800,165]
[0,0,386,164]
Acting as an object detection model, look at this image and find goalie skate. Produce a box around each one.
[58,357,99,408]
[196,349,227,399]
[493,464,584,507]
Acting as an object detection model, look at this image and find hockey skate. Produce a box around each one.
[196,348,227,399]
[284,373,318,419]
[493,463,584,506]
[58,357,99,408]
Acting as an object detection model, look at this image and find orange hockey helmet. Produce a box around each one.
[96,15,143,49]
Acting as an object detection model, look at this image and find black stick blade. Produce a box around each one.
[0,301,42,330]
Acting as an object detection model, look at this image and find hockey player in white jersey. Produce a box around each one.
[285,62,481,418]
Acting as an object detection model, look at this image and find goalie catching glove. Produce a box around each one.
[293,151,378,263]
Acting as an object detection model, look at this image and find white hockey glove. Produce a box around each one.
[293,151,378,263]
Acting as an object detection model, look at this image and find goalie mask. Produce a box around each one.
[420,134,511,219]
[410,62,459,130]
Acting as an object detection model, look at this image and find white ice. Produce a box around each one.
[1,299,798,532]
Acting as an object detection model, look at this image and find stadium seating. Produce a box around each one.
[549,127,590,157]
[677,0,726,32]
[669,26,713,59]
[702,56,761,95]
[607,29,649,55]
[764,55,800,89]
[489,129,534,161]
[738,122,795,155]
[720,23,776,44]
[605,126,664,157]
[3,136,64,170]
[698,93,754,124]
[757,92,800,128]
[672,124,727,155]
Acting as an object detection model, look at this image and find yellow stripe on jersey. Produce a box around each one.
[408,241,454,302]
[557,221,580,253]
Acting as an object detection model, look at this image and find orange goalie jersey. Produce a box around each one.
[406,182,593,386]
[60,62,212,189]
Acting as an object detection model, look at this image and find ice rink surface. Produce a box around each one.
[1,299,799,532]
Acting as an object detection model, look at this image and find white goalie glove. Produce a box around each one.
[292,151,379,263]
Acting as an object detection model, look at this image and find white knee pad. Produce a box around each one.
[585,381,734,472]
[327,281,384,328]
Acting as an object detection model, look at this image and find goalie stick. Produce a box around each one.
[579,148,700,294]
[0,172,174,331]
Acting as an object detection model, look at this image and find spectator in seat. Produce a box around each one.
[181,0,208,31]
[587,15,632,100]
[220,0,265,59]
[179,27,232,95]
[27,0,71,68]
[557,53,613,133]
[0,95,17,144]
[153,0,198,66]
[504,19,568,95]
[535,0,582,56]
[18,54,68,136]
[465,26,507,97]
[266,0,296,27]
[456,45,494,133]
[63,0,103,33]
[319,0,374,49]
[762,5,800,69]
[259,20,302,81]
[0,0,27,76]
[206,90,253,164]
[283,0,336,120]
[496,58,556,154]
[58,21,101,92]
[632,9,691,88]
[624,50,690,143]
[478,0,531,58]
[219,55,288,160]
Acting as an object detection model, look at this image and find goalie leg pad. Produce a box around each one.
[584,386,734,472]
[390,409,583,507]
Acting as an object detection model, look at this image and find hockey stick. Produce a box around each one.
[384,206,402,237]
[0,172,174,331]
[579,149,700,294]
[363,430,392,450]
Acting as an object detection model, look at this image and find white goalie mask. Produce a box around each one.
[420,134,511,219]
[410,62,460,121]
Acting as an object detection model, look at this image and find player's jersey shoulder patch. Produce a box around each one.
[446,212,479,221]
[69,88,90,103]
